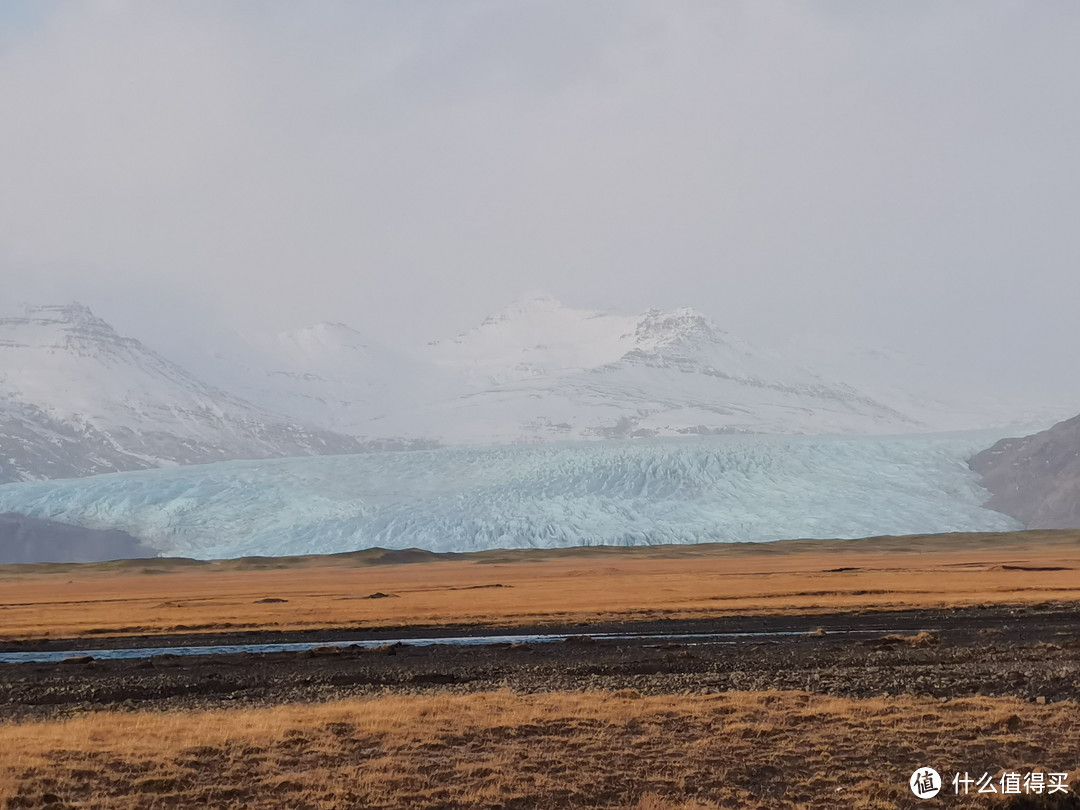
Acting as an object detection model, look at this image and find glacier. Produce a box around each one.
[0,432,1020,560]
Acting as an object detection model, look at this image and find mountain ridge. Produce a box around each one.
[379,295,915,443]
[0,302,372,484]
[2,294,1069,486]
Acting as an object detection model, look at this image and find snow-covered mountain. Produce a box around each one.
[192,320,462,441]
[370,295,916,443]
[0,303,368,483]
[2,294,1052,487]
[781,336,1078,435]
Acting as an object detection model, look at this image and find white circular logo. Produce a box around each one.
[910,767,942,799]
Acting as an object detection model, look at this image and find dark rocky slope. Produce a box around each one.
[971,414,1080,528]
[0,513,157,564]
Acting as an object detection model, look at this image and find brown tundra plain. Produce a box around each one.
[2,530,1080,809]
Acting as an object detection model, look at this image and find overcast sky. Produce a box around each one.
[2,1,1079,398]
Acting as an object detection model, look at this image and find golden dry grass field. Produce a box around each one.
[4,532,1080,809]
[2,690,1078,809]
[1,530,1079,641]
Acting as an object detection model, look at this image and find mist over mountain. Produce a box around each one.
[4,1,1080,489]
[0,294,1072,487]
[377,295,917,443]
[193,319,461,436]
[192,293,1076,446]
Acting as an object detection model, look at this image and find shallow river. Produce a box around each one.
[0,628,903,664]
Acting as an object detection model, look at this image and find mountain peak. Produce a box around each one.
[634,306,723,348]
[481,292,572,325]
[277,321,370,352]
[10,301,108,327]
[0,302,368,485]
[0,302,131,356]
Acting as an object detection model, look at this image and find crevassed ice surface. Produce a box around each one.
[0,433,1019,559]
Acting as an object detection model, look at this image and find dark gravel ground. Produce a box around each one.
[2,604,1079,721]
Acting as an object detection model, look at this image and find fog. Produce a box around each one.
[2,1,1079,401]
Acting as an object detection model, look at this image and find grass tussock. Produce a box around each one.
[878,631,940,648]
[1,690,1078,809]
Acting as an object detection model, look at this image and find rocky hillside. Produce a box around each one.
[0,512,156,564]
[970,414,1080,528]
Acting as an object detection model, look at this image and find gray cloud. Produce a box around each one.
[1,0,1078,400]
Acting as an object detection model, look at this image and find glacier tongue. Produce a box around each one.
[0,432,1019,560]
